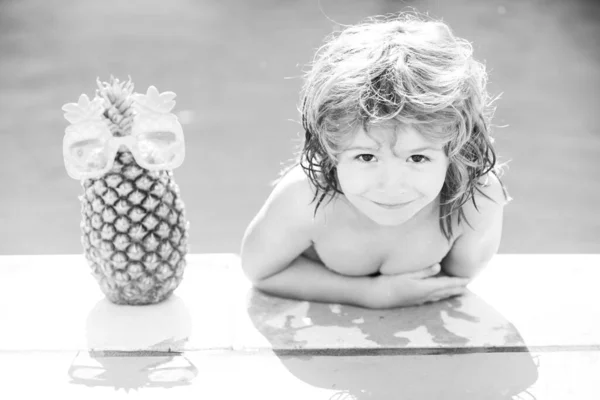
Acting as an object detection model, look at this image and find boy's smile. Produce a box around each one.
[336,124,449,226]
[371,199,414,209]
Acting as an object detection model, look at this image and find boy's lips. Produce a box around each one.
[371,199,414,209]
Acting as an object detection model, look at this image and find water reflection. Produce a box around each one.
[68,294,198,391]
[246,291,539,399]
[67,352,197,391]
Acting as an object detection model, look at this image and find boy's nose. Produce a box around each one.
[374,162,408,193]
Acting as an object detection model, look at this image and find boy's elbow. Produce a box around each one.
[240,253,293,288]
[240,254,266,283]
[240,231,295,284]
[239,249,279,284]
[441,256,491,281]
[240,231,266,283]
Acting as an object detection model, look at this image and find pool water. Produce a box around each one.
[0,0,598,255]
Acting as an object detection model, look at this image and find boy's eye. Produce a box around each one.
[355,154,376,163]
[408,155,430,163]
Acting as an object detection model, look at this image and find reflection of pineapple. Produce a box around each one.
[77,77,188,305]
[67,295,197,390]
[68,353,198,391]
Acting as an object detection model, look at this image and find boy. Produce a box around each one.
[241,14,509,309]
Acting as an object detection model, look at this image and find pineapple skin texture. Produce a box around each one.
[80,150,189,305]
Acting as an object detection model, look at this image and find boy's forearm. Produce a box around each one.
[253,255,378,308]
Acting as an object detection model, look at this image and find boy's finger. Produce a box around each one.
[404,263,441,280]
[427,287,467,303]
[418,276,470,293]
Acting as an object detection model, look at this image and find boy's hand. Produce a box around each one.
[370,263,470,309]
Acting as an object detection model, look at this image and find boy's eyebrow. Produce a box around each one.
[343,145,381,152]
[408,146,441,153]
[344,145,441,153]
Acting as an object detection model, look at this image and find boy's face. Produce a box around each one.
[335,124,449,226]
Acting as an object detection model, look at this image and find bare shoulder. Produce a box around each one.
[267,164,318,221]
[461,171,508,233]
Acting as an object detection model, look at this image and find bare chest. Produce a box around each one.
[305,200,454,276]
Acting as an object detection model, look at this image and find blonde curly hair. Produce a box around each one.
[288,12,508,241]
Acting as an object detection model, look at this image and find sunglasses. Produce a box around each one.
[62,86,185,180]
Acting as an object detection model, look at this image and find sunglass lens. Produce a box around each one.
[68,138,110,173]
[137,131,178,165]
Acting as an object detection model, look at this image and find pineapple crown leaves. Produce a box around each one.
[132,86,177,114]
[95,76,135,109]
[95,76,137,136]
[62,94,105,124]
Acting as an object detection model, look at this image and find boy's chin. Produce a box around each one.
[366,213,416,227]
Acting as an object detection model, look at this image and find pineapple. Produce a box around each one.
[69,77,189,305]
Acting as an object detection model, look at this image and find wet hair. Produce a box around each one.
[284,12,508,241]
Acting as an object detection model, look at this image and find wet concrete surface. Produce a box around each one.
[3,350,599,399]
[2,253,600,398]
[0,0,599,254]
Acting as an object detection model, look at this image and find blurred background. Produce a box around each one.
[0,0,598,255]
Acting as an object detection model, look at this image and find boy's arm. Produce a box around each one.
[240,166,318,282]
[441,173,508,279]
[240,167,378,307]
[253,254,380,307]
[256,256,469,309]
